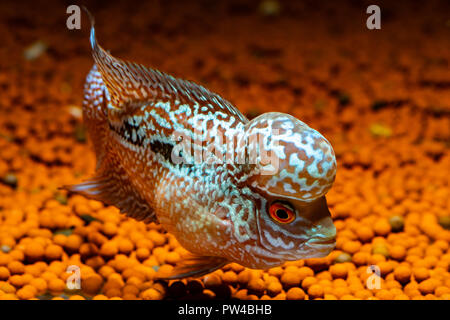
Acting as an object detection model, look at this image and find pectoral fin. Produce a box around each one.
[156,255,229,280]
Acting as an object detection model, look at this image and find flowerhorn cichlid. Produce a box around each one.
[64,10,337,279]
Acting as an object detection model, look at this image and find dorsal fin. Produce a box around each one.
[83,7,244,119]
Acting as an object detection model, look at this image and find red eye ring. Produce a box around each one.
[269,203,295,224]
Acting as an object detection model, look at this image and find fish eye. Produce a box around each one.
[269,202,295,224]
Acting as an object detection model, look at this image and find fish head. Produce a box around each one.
[241,112,337,263]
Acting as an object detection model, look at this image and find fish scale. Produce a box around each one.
[64,11,338,279]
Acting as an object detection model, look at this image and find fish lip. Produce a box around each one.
[301,238,336,258]
[307,237,336,247]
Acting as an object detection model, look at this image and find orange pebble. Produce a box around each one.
[352,252,369,266]
[148,230,166,246]
[237,269,251,285]
[413,267,430,282]
[48,278,66,293]
[203,274,222,288]
[286,287,306,300]
[135,248,150,261]
[45,244,63,260]
[280,271,301,288]
[52,234,67,247]
[165,251,181,264]
[135,238,154,250]
[102,222,118,236]
[25,264,41,277]
[8,261,25,274]
[418,279,437,295]
[99,265,115,278]
[354,290,373,299]
[301,276,318,291]
[9,274,25,287]
[123,284,140,296]
[390,245,406,260]
[141,288,163,300]
[342,240,362,254]
[435,286,450,297]
[100,241,118,257]
[65,234,83,251]
[106,273,125,288]
[0,266,10,280]
[247,277,265,294]
[82,273,103,294]
[105,288,122,298]
[378,261,393,276]
[0,282,16,294]
[41,271,57,282]
[297,266,314,280]
[29,278,47,293]
[333,278,348,287]
[9,250,24,261]
[222,271,238,284]
[356,225,374,242]
[156,264,173,278]
[369,253,387,265]
[152,247,167,264]
[373,219,391,236]
[16,285,36,300]
[0,253,12,266]
[308,284,324,299]
[330,263,348,279]
[394,266,411,284]
[118,239,134,254]
[266,280,282,296]
[375,289,394,300]
[24,242,45,261]
[332,286,351,299]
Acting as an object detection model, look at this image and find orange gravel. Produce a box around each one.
[0,0,449,300]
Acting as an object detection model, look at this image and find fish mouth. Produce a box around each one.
[306,236,336,254]
[309,237,336,246]
[299,237,335,259]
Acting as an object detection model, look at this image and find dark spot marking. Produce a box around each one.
[109,119,144,146]
[149,139,175,163]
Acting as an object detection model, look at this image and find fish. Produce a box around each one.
[64,10,337,279]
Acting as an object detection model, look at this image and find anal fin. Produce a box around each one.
[156,255,229,280]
